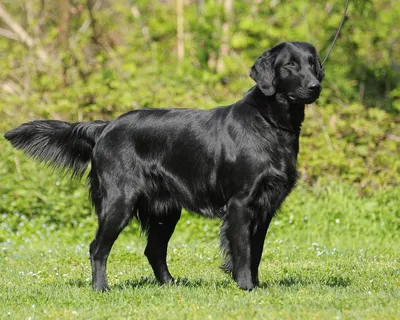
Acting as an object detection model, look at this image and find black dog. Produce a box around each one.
[5,42,324,291]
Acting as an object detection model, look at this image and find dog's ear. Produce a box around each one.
[250,50,276,96]
[316,55,325,82]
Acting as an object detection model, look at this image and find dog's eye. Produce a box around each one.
[309,59,316,68]
[286,61,297,67]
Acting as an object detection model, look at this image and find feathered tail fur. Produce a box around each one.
[4,120,109,178]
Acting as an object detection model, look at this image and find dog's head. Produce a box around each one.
[250,42,324,104]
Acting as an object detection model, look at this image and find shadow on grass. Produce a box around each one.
[64,276,232,291]
[323,275,352,287]
[259,275,351,289]
[66,278,89,288]
[66,274,351,290]
[114,277,232,290]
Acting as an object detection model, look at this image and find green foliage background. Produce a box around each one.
[0,0,399,224]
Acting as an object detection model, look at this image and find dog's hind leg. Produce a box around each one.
[89,191,137,292]
[139,206,181,285]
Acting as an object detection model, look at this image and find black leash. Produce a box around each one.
[321,0,350,65]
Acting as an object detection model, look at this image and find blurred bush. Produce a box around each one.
[1,0,399,120]
[0,0,399,226]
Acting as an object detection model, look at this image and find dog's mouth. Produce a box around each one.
[287,92,320,104]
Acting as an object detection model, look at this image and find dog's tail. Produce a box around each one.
[4,120,109,178]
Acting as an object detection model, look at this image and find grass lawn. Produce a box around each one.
[1,184,399,319]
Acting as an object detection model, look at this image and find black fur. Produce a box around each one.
[5,120,108,178]
[4,42,324,291]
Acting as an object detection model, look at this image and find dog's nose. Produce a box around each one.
[308,82,321,93]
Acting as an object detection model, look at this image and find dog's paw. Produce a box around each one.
[160,276,175,286]
[92,282,110,292]
[235,276,255,291]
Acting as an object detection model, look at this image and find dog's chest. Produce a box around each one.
[250,134,299,202]
[261,131,299,171]
[264,146,298,188]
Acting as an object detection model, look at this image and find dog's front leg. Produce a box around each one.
[226,197,254,291]
[250,215,272,286]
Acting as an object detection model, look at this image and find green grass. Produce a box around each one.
[1,184,399,319]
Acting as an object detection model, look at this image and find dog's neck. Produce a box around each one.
[247,86,305,134]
